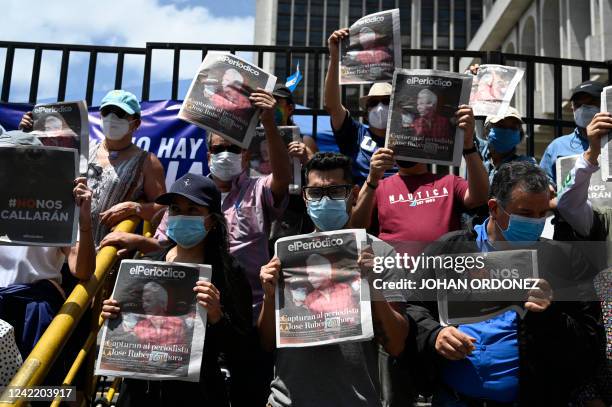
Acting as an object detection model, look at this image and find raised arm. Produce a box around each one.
[325,28,350,131]
[257,257,281,352]
[252,89,291,205]
[458,105,489,208]
[558,112,612,236]
[65,177,95,281]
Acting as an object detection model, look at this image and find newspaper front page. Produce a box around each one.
[0,146,78,246]
[436,249,539,326]
[385,69,472,166]
[339,9,401,85]
[179,52,277,148]
[249,126,301,194]
[469,65,524,117]
[274,229,373,347]
[30,100,89,175]
[95,260,211,381]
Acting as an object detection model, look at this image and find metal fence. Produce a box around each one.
[1,40,611,158]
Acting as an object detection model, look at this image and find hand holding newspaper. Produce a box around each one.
[339,9,401,85]
[600,85,612,182]
[95,259,211,381]
[179,52,277,148]
[274,229,373,347]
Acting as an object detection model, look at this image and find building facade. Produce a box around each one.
[255,0,486,110]
[465,0,612,156]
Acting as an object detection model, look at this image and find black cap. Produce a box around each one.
[155,173,221,213]
[272,84,294,104]
[570,80,605,101]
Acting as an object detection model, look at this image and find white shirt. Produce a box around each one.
[0,246,65,288]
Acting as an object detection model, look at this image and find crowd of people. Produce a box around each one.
[0,27,610,407]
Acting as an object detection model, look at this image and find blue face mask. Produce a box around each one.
[495,207,546,243]
[167,215,208,249]
[306,197,349,232]
[488,127,521,153]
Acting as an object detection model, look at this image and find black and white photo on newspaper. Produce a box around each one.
[557,154,612,209]
[0,145,78,246]
[469,65,524,117]
[30,100,89,174]
[95,260,211,381]
[385,69,472,166]
[249,126,301,194]
[436,249,539,326]
[179,52,277,148]
[274,229,373,347]
[339,9,401,85]
[599,85,612,182]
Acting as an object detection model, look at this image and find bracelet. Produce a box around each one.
[462,146,478,157]
[366,181,378,190]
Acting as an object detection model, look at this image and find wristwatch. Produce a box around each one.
[366,181,378,190]
[462,146,478,157]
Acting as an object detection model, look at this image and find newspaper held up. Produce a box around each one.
[385,69,473,166]
[469,65,524,117]
[249,126,301,194]
[179,52,277,148]
[31,100,89,174]
[0,146,78,246]
[600,85,612,182]
[557,154,612,209]
[95,259,211,381]
[274,229,373,347]
[437,249,539,326]
[339,9,401,85]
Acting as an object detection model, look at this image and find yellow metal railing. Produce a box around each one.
[0,218,140,407]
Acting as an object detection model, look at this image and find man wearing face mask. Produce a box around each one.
[258,152,410,407]
[325,28,398,186]
[477,107,536,184]
[350,105,489,244]
[404,161,604,406]
[540,80,605,186]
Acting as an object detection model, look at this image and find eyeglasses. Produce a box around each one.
[302,185,352,202]
[209,144,242,154]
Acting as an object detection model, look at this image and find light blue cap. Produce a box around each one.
[100,89,141,115]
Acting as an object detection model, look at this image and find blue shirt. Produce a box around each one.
[539,127,589,185]
[332,112,397,185]
[442,218,520,403]
[477,137,537,184]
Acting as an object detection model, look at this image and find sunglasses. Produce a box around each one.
[366,98,390,109]
[100,106,130,118]
[209,144,243,154]
[302,185,352,202]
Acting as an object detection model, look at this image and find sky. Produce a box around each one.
[0,0,257,104]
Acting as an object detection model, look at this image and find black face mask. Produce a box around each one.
[396,160,418,169]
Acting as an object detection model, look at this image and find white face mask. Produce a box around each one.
[573,105,599,128]
[367,102,389,130]
[209,151,243,181]
[102,113,133,140]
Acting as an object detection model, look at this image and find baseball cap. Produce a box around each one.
[359,82,392,110]
[155,173,221,214]
[273,84,294,104]
[100,90,141,115]
[0,130,43,147]
[570,80,605,102]
[484,106,524,128]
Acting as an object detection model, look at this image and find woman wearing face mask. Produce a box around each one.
[100,173,252,407]
[18,90,167,245]
[478,107,536,184]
